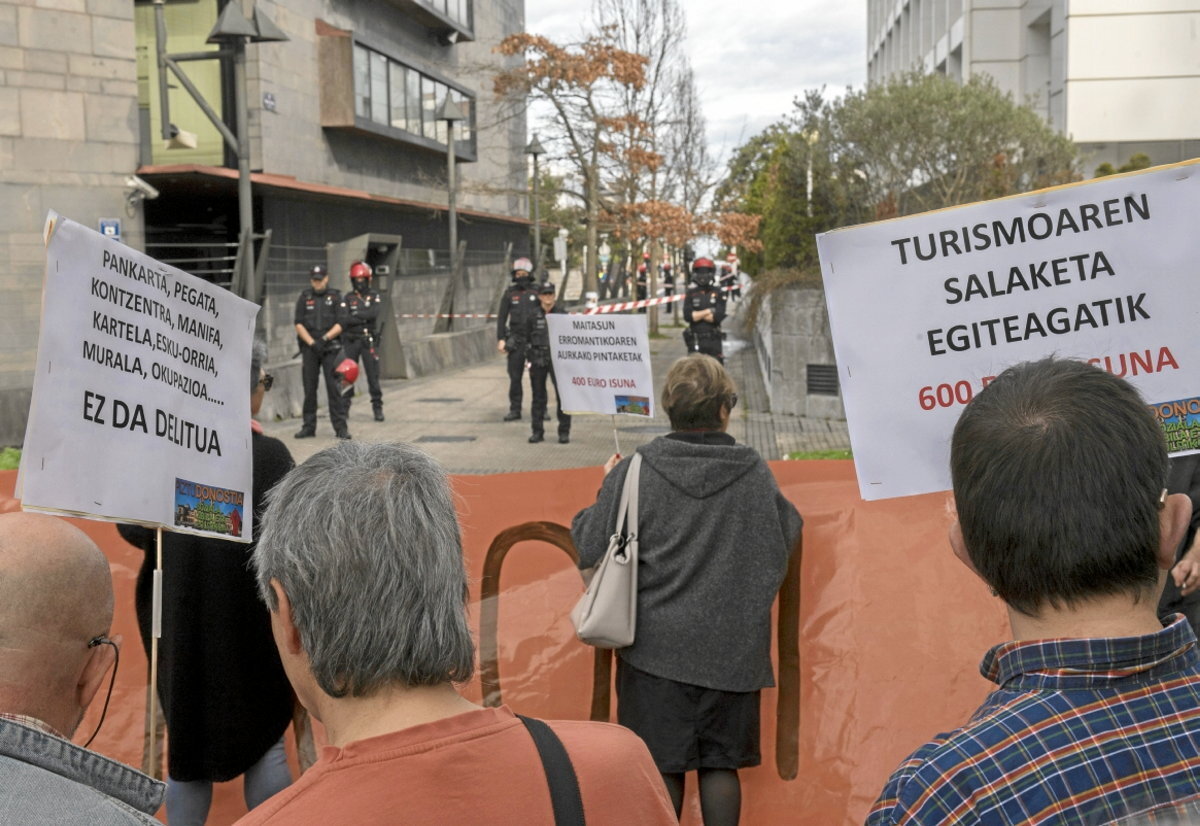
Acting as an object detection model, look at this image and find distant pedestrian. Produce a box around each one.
[496,257,541,422]
[340,261,385,422]
[527,281,571,444]
[294,266,350,440]
[683,258,727,363]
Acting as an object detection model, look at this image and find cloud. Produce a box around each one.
[525,0,866,162]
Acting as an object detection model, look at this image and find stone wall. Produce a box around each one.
[753,285,845,420]
[0,0,142,447]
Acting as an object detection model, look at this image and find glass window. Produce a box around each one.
[353,45,370,119]
[421,77,438,141]
[389,63,406,130]
[405,69,422,135]
[434,82,450,145]
[370,51,388,125]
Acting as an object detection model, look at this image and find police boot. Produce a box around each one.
[503,410,521,422]
[373,406,385,422]
[528,430,544,443]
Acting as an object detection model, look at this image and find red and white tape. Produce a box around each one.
[392,284,737,319]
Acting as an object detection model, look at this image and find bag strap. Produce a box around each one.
[517,714,586,826]
[624,453,641,551]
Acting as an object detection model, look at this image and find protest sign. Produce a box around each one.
[18,213,259,539]
[547,314,654,416]
[817,160,1200,501]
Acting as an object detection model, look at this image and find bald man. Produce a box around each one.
[0,512,164,824]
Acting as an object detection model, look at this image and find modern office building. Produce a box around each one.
[0,0,530,444]
[866,0,1200,171]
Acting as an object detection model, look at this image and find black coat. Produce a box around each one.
[118,431,295,782]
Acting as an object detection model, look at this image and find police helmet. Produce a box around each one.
[349,261,373,281]
[512,257,534,277]
[692,257,716,286]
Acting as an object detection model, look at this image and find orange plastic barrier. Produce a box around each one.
[0,461,1007,825]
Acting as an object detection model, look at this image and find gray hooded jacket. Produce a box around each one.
[571,433,802,692]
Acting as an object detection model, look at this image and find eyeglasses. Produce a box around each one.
[729,394,738,410]
[81,635,118,749]
[259,373,274,392]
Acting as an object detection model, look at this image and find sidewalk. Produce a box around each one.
[260,301,851,472]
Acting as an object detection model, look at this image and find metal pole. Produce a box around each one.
[447,120,457,270]
[233,38,254,302]
[154,1,171,141]
[531,153,540,274]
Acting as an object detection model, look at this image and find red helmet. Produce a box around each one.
[726,253,738,263]
[349,261,372,281]
[512,257,533,276]
[692,257,716,273]
[334,358,359,395]
[642,251,651,259]
[637,263,647,273]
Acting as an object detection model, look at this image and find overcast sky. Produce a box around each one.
[524,0,867,165]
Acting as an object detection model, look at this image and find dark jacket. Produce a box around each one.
[294,288,343,341]
[340,287,382,339]
[683,284,726,332]
[497,279,541,343]
[571,432,802,691]
[118,431,295,782]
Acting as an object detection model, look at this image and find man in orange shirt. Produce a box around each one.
[240,441,675,826]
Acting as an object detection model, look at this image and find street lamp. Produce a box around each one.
[439,95,466,272]
[153,0,287,303]
[525,135,545,273]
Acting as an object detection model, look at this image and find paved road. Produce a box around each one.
[261,302,850,474]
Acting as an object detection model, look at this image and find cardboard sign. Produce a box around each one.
[18,213,259,539]
[547,314,654,416]
[817,160,1200,501]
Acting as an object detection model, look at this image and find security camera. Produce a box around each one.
[124,175,159,200]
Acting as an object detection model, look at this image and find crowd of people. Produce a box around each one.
[12,252,1200,824]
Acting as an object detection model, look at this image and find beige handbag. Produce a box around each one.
[571,453,641,649]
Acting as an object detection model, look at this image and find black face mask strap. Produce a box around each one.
[81,636,118,749]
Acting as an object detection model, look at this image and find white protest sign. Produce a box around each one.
[547,314,654,417]
[18,213,259,540]
[817,160,1200,501]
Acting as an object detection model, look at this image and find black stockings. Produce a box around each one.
[660,769,741,826]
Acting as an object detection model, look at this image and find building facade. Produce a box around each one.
[0,0,529,445]
[866,0,1200,172]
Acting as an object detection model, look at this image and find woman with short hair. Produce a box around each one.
[571,354,803,826]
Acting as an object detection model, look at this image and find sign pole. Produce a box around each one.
[147,527,164,778]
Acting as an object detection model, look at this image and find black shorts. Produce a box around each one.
[615,658,761,773]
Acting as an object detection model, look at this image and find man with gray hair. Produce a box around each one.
[239,441,675,825]
[0,512,164,823]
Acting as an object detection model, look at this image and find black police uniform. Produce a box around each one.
[683,278,728,363]
[341,285,384,420]
[496,277,541,418]
[295,286,349,437]
[635,267,648,312]
[662,265,675,297]
[526,302,571,443]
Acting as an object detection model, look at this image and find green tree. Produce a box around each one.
[1094,152,1152,178]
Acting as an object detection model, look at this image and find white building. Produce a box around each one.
[866,0,1200,172]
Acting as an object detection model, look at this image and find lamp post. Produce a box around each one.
[439,95,466,270]
[525,135,544,273]
[153,0,287,302]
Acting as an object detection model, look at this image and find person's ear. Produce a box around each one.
[75,634,118,711]
[949,518,985,581]
[270,579,304,656]
[1158,492,1192,570]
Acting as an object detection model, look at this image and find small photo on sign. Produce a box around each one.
[1152,396,1200,453]
[174,478,246,537]
[615,395,651,416]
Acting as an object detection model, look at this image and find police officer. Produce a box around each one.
[527,281,571,444]
[340,261,385,422]
[496,257,541,422]
[294,265,350,440]
[683,257,727,363]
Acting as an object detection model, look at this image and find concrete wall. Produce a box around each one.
[754,285,845,421]
[0,0,143,447]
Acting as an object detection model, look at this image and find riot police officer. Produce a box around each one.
[683,257,727,363]
[527,282,571,444]
[496,257,541,421]
[340,261,385,422]
[294,265,350,439]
